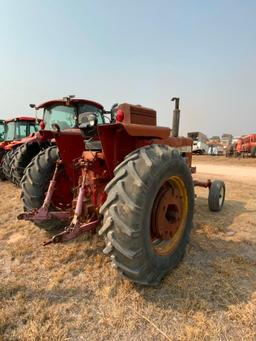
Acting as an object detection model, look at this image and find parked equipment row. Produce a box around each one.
[0,96,225,286]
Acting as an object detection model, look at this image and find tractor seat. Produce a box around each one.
[85,139,102,151]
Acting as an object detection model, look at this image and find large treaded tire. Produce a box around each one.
[0,150,6,180]
[251,147,256,158]
[2,149,16,180]
[10,142,41,186]
[21,146,59,211]
[99,144,194,286]
[21,146,61,230]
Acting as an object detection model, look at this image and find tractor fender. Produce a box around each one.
[4,140,23,151]
[97,123,175,176]
[0,141,8,149]
[4,133,42,151]
[38,128,82,140]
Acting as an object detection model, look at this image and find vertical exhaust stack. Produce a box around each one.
[171,97,180,137]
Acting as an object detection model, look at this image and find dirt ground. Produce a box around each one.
[0,156,255,341]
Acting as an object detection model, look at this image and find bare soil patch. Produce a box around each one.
[193,154,256,167]
[0,157,255,340]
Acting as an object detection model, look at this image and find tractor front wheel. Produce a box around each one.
[208,180,225,212]
[99,144,194,286]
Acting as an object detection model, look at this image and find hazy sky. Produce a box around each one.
[0,0,255,137]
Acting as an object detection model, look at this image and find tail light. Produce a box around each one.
[116,109,124,123]
[40,121,45,130]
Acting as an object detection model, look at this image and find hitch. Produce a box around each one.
[43,173,100,245]
[17,208,71,222]
[43,219,100,245]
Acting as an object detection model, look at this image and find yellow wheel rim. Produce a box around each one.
[151,176,189,256]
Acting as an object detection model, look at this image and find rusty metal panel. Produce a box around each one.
[118,103,157,126]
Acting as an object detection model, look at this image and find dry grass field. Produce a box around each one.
[0,156,255,341]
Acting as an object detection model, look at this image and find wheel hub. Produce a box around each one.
[152,183,183,240]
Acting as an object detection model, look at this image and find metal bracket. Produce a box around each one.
[194,179,212,188]
[43,219,100,245]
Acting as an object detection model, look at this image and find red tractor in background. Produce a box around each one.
[9,96,107,186]
[0,117,39,180]
[19,97,111,223]
[0,120,5,142]
[19,98,226,286]
[235,134,256,157]
[0,119,6,178]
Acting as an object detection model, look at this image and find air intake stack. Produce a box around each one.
[171,97,180,137]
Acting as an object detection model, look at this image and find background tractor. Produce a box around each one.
[0,120,5,142]
[19,98,225,285]
[19,97,111,225]
[9,96,106,186]
[0,117,39,180]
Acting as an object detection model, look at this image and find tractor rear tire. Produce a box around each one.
[2,149,16,180]
[251,147,256,158]
[10,142,41,186]
[208,180,225,212]
[99,144,194,286]
[0,151,6,180]
[21,146,63,230]
[0,167,5,180]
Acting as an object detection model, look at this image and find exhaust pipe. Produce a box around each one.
[171,97,180,137]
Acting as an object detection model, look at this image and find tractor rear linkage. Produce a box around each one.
[18,158,213,245]
[18,148,109,245]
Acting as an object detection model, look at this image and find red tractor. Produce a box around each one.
[9,96,106,186]
[0,117,39,180]
[19,98,225,285]
[235,134,256,157]
[0,120,5,142]
[0,119,6,178]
